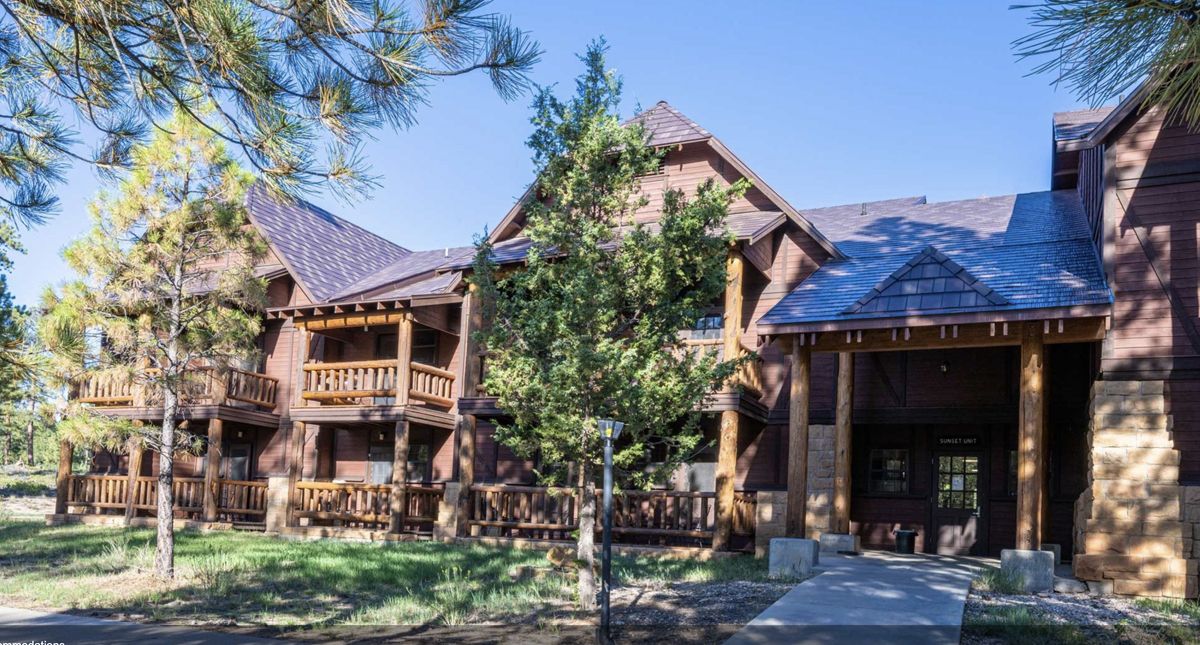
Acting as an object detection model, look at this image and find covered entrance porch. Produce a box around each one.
[766,315,1107,558]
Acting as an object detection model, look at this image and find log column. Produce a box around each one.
[286,420,305,526]
[714,249,744,551]
[202,419,224,522]
[54,439,73,515]
[390,419,411,533]
[1017,323,1046,550]
[832,352,854,535]
[456,284,482,537]
[786,340,811,537]
[396,314,414,405]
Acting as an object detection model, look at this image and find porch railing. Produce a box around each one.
[466,484,754,546]
[292,481,444,530]
[675,338,767,397]
[65,474,267,523]
[300,360,456,409]
[74,367,277,411]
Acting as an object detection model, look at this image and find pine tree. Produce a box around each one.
[471,41,746,610]
[1015,1,1200,124]
[45,109,267,579]
[0,0,539,266]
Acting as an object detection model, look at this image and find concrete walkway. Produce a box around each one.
[0,606,285,644]
[728,550,987,645]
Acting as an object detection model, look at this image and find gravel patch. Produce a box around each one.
[964,587,1200,644]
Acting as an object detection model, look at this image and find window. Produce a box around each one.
[868,449,908,494]
[412,328,439,365]
[407,444,430,482]
[375,333,397,360]
[690,314,723,340]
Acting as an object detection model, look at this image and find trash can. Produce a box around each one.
[894,529,917,554]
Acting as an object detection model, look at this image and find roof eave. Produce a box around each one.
[756,303,1113,336]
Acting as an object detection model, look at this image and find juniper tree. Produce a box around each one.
[0,0,539,266]
[44,109,266,579]
[1015,1,1200,125]
[471,41,746,610]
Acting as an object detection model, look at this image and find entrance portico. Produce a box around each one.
[766,315,1107,556]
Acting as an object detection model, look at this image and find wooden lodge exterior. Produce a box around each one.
[53,94,1200,598]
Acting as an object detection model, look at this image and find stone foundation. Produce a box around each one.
[1074,380,1198,599]
[754,490,787,557]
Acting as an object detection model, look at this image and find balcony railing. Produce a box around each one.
[466,485,757,546]
[681,338,763,397]
[292,481,443,530]
[300,360,456,409]
[74,367,278,410]
[66,474,268,523]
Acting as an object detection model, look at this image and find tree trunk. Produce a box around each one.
[25,400,35,466]
[576,459,597,612]
[155,387,178,580]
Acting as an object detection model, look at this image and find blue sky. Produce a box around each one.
[9,1,1093,307]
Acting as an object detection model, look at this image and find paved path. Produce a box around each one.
[728,550,986,645]
[0,606,284,644]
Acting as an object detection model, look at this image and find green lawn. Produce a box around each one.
[0,520,769,633]
[0,468,55,497]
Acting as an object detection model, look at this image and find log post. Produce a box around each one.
[396,314,414,405]
[786,339,811,537]
[286,420,305,526]
[124,434,144,522]
[55,439,73,515]
[202,419,224,523]
[832,351,854,534]
[294,325,310,408]
[1017,323,1046,550]
[713,249,744,551]
[455,283,482,536]
[390,420,412,533]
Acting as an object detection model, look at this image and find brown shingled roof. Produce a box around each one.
[624,101,713,147]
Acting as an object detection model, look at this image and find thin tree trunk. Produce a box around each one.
[577,459,597,612]
[155,386,178,580]
[25,400,35,466]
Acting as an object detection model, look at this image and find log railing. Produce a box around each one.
[301,360,455,409]
[74,367,277,410]
[66,474,128,509]
[302,360,396,402]
[409,362,455,407]
[681,339,763,397]
[225,369,279,409]
[292,481,444,529]
[65,475,267,523]
[466,485,749,545]
[732,491,758,537]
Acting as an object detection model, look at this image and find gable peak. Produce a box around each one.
[844,245,1008,315]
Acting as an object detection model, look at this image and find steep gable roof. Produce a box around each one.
[244,183,411,303]
[624,100,712,147]
[486,101,843,259]
[844,246,1008,315]
[332,246,475,300]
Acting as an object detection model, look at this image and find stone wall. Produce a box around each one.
[806,424,835,540]
[1074,380,1198,598]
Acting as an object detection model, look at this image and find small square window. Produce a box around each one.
[868,449,908,494]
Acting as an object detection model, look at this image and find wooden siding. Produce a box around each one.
[631,144,779,225]
[1101,106,1200,481]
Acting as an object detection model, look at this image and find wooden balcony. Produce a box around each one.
[300,360,456,409]
[681,338,764,396]
[74,367,279,411]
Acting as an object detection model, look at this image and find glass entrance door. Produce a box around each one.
[931,453,985,555]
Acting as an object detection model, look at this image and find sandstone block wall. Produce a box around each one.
[1074,380,1198,599]
[806,424,835,540]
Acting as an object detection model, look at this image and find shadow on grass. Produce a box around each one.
[0,520,773,637]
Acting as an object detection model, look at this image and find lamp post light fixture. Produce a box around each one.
[597,418,624,644]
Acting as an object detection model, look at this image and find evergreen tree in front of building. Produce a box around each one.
[471,40,747,610]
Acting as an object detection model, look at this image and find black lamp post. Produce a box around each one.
[597,418,623,643]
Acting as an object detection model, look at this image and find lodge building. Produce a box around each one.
[54,89,1200,599]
